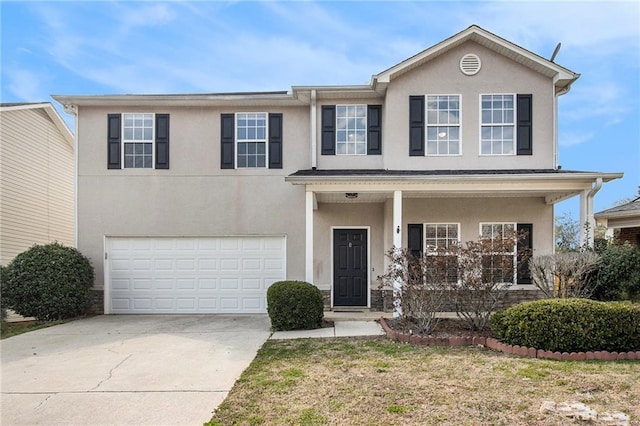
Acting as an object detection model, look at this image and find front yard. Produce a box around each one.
[207,338,638,425]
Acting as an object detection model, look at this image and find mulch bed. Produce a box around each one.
[384,317,495,339]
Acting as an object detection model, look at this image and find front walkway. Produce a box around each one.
[270,311,389,340]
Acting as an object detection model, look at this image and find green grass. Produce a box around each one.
[206,338,640,425]
[1,319,70,339]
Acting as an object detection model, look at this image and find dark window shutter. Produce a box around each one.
[221,113,235,169]
[268,113,283,169]
[408,224,424,257]
[517,94,533,155]
[321,105,336,155]
[107,114,121,169]
[367,105,382,155]
[517,223,533,284]
[155,114,170,169]
[409,96,425,156]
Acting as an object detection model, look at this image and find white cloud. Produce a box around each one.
[4,66,47,101]
[559,131,594,147]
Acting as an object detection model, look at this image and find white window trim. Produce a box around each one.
[235,112,269,169]
[122,112,155,169]
[425,94,462,157]
[423,222,461,253]
[478,93,516,156]
[479,222,518,284]
[335,104,368,156]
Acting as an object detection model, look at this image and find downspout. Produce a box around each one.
[310,89,317,169]
[581,177,603,247]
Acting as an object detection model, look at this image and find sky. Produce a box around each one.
[1,0,639,219]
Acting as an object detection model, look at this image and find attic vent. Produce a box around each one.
[460,54,481,76]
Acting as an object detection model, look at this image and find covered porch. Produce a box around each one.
[286,169,622,310]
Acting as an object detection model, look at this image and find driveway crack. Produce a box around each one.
[90,354,133,391]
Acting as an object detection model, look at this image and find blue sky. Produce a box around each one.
[2,1,639,218]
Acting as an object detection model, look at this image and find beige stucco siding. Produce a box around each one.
[312,203,385,293]
[0,108,74,265]
[76,105,309,290]
[313,41,556,170]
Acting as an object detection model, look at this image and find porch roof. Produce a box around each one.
[285,169,623,205]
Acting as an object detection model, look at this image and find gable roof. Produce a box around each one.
[0,102,74,147]
[372,25,579,94]
[595,196,640,219]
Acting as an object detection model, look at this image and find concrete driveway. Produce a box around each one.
[1,315,271,425]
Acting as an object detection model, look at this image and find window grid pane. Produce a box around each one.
[124,143,153,169]
[123,113,153,169]
[424,223,459,251]
[480,94,515,155]
[426,95,460,155]
[480,222,516,283]
[236,113,267,168]
[336,104,367,156]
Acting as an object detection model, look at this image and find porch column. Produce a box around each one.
[305,190,314,283]
[579,178,602,248]
[579,189,589,247]
[393,190,402,318]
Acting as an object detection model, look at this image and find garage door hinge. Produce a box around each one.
[105,252,108,260]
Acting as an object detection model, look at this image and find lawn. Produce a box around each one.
[0,319,70,339]
[207,337,639,425]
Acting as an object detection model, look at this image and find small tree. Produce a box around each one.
[444,231,526,331]
[530,252,601,298]
[378,248,449,334]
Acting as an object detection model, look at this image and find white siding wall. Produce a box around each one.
[0,108,74,265]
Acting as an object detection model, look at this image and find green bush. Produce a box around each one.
[491,298,640,353]
[267,280,324,331]
[4,243,95,321]
[1,265,9,320]
[592,243,640,301]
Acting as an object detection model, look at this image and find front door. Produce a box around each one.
[333,229,368,306]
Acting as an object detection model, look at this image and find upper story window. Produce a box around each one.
[480,94,515,155]
[123,113,154,168]
[321,104,381,156]
[236,113,267,168]
[336,105,367,155]
[220,113,282,170]
[426,95,461,155]
[107,113,169,170]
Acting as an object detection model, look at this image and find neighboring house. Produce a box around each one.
[595,194,640,246]
[0,102,75,266]
[53,25,622,315]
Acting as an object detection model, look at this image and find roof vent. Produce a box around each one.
[460,54,481,76]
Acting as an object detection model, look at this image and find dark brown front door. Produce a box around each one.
[333,229,368,306]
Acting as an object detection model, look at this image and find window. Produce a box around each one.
[236,113,267,168]
[425,223,459,283]
[321,104,381,156]
[481,94,515,155]
[426,95,460,155]
[336,105,367,155]
[480,223,516,283]
[123,113,154,168]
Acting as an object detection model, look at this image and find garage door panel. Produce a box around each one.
[107,236,285,314]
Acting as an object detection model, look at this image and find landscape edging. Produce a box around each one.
[379,317,638,362]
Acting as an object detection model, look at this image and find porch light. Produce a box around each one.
[345,193,358,199]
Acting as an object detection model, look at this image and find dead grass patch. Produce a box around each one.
[207,338,639,425]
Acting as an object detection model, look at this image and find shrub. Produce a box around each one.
[530,252,601,298]
[267,280,324,331]
[377,248,449,334]
[4,243,95,321]
[1,264,9,320]
[491,298,640,353]
[592,243,640,301]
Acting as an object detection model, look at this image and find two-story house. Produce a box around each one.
[53,25,622,315]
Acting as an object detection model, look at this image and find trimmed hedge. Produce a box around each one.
[4,243,95,321]
[491,298,640,353]
[267,280,324,331]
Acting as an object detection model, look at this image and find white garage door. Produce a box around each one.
[106,236,286,314]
